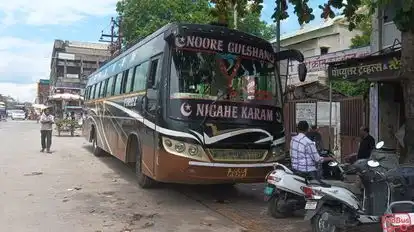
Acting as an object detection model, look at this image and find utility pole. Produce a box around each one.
[275,0,281,53]
[233,2,238,29]
[99,17,123,56]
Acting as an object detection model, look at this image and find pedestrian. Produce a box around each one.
[39,107,54,153]
[290,121,334,180]
[346,126,375,163]
[306,125,324,152]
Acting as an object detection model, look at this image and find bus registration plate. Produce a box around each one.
[227,168,248,178]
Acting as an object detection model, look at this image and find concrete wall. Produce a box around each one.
[49,39,111,95]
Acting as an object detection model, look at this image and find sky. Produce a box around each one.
[0,0,326,102]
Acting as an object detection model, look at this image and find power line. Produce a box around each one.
[99,16,123,56]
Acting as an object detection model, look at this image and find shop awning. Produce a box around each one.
[48,93,84,101]
[328,50,401,81]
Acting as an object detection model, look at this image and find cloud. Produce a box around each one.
[0,36,52,101]
[0,83,37,102]
[0,0,117,26]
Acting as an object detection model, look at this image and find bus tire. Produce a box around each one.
[128,136,156,189]
[92,129,105,157]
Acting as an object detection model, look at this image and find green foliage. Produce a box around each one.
[116,0,273,44]
[238,12,277,40]
[331,79,370,97]
[350,0,372,48]
[273,0,414,33]
[116,0,214,44]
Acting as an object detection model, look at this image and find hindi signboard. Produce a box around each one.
[328,50,401,81]
[288,46,371,76]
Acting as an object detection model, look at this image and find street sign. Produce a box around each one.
[328,50,401,81]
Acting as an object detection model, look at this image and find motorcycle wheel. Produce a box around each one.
[268,195,294,218]
[311,207,341,232]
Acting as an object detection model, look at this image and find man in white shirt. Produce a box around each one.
[290,121,333,180]
[39,108,54,153]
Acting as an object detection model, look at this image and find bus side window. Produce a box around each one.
[87,87,91,100]
[94,83,100,99]
[103,79,109,98]
[113,73,123,95]
[125,68,134,93]
[97,82,103,99]
[106,76,114,97]
[133,61,149,92]
[91,85,96,99]
[147,59,159,89]
[121,70,129,94]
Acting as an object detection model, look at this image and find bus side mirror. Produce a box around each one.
[298,63,307,82]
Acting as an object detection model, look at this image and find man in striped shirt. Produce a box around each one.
[290,121,334,180]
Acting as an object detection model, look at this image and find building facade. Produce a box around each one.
[35,79,50,104]
[49,40,111,97]
[368,4,403,148]
[271,16,364,87]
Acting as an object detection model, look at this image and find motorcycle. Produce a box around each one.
[303,141,414,232]
[264,149,344,218]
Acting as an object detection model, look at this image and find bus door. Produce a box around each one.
[142,55,162,176]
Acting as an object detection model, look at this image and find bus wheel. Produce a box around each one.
[129,137,156,188]
[92,131,105,157]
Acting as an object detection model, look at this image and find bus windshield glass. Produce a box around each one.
[170,49,281,107]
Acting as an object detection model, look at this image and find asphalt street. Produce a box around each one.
[0,120,379,232]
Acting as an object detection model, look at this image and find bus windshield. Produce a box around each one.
[170,49,282,107]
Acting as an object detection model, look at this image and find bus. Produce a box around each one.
[83,23,307,188]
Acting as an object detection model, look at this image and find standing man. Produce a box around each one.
[39,108,54,153]
[290,121,334,180]
[306,125,324,152]
[346,126,376,163]
[356,126,376,160]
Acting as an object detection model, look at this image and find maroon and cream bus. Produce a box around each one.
[82,23,307,188]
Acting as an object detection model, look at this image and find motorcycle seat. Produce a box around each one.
[322,180,361,195]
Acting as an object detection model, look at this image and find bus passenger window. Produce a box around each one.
[102,79,109,98]
[106,77,114,97]
[125,68,134,93]
[94,83,100,99]
[99,82,106,98]
[148,59,159,88]
[97,82,103,98]
[113,73,123,95]
[121,70,129,94]
[91,85,96,99]
[133,61,149,92]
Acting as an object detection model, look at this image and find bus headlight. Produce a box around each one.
[267,145,286,162]
[188,146,198,156]
[175,142,185,153]
[162,137,209,162]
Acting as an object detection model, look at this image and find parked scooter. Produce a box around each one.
[264,149,344,218]
[302,141,414,232]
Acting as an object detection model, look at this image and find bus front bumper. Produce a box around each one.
[154,151,275,184]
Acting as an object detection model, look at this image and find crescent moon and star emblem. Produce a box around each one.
[175,36,186,48]
[180,103,192,117]
[275,110,282,123]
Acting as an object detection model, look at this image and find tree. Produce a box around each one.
[116,0,214,44]
[209,0,263,28]
[273,0,414,163]
[238,12,277,40]
[350,0,372,48]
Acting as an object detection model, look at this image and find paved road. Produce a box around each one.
[0,120,379,232]
[0,121,246,232]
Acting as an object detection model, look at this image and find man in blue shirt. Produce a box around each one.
[290,121,334,180]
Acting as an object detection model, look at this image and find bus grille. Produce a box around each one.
[206,149,268,161]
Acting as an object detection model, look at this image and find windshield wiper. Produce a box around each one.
[196,88,229,143]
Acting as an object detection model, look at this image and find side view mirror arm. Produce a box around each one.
[275,49,304,62]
